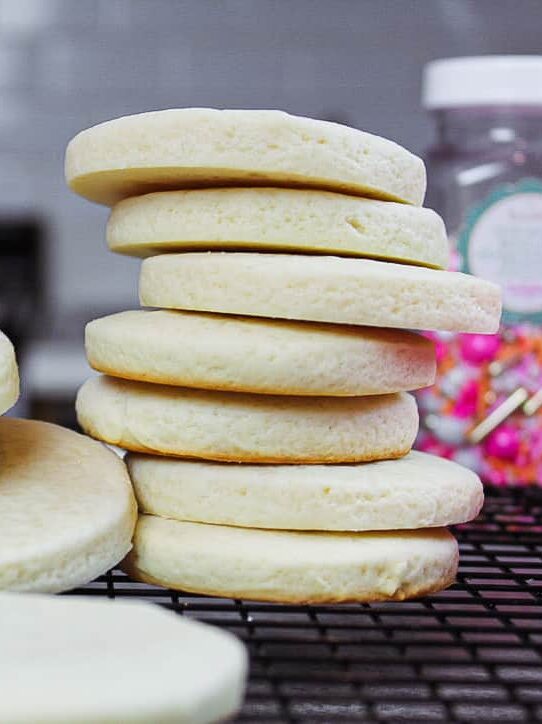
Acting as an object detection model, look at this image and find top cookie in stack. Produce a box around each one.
[66,108,427,206]
[67,109,500,603]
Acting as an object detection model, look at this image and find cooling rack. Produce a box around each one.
[70,490,542,723]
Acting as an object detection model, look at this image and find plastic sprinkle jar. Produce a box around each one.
[417,56,542,485]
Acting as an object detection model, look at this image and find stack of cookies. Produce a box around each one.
[66,109,501,603]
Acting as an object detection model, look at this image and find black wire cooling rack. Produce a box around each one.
[70,490,542,723]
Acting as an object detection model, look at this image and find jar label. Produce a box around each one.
[459,178,542,323]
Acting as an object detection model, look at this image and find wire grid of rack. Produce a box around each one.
[70,490,542,723]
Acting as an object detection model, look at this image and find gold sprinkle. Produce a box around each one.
[524,388,542,417]
[469,387,528,444]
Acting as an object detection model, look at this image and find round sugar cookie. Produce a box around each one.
[0,593,247,723]
[0,331,19,414]
[65,108,426,206]
[140,252,501,334]
[0,418,136,592]
[107,188,446,266]
[86,310,436,396]
[76,376,418,463]
[128,450,483,532]
[123,517,458,603]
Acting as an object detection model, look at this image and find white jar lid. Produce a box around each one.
[423,56,542,109]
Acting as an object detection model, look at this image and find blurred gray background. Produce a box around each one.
[0,0,540,421]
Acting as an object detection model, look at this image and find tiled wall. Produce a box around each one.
[0,0,540,326]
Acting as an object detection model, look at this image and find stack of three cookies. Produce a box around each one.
[67,109,501,603]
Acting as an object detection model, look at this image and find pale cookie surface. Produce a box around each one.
[140,252,502,334]
[76,376,418,463]
[0,593,247,723]
[86,310,436,396]
[0,418,136,592]
[124,517,458,603]
[128,450,483,532]
[65,108,426,206]
[0,331,19,414]
[108,187,446,266]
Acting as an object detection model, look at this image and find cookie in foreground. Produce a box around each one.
[0,593,247,723]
